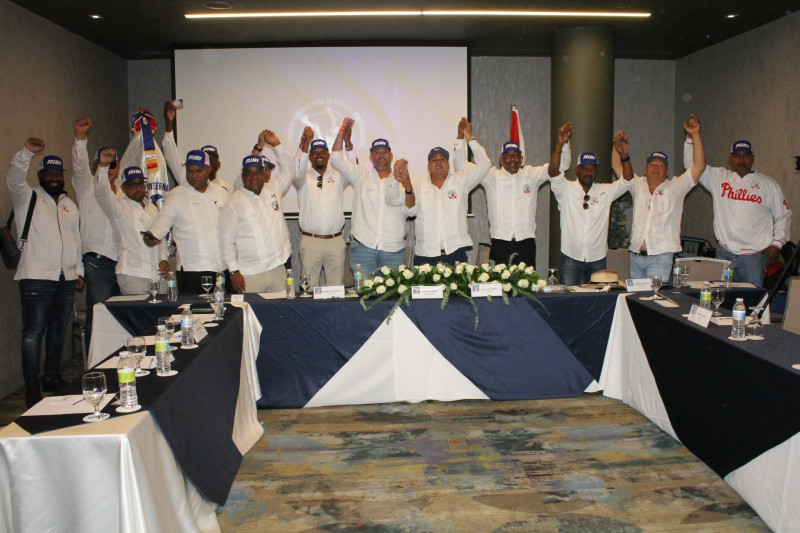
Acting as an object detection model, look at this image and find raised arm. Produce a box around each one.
[94,153,124,223]
[684,114,705,183]
[459,119,491,191]
[71,118,93,205]
[613,130,634,182]
[264,131,294,194]
[162,100,185,184]
[548,122,572,177]
[6,139,43,205]
[293,127,314,186]
[330,118,360,185]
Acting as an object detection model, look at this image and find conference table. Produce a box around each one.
[0,300,264,533]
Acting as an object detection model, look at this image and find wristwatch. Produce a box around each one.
[405,189,414,195]
[229,270,239,275]
[253,145,263,152]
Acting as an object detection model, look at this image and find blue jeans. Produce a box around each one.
[559,254,607,286]
[83,253,120,349]
[413,247,469,267]
[19,278,77,386]
[349,239,406,275]
[716,247,764,288]
[628,252,675,282]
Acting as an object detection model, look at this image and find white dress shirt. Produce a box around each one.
[147,183,227,272]
[161,133,232,199]
[6,148,83,281]
[219,146,293,275]
[409,139,491,257]
[551,175,635,262]
[329,151,407,252]
[293,153,347,235]
[95,167,167,279]
[628,171,696,255]
[71,139,118,261]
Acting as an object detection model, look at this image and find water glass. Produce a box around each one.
[747,307,764,340]
[547,268,559,285]
[710,287,726,316]
[299,275,311,297]
[127,336,149,377]
[82,372,110,422]
[200,275,213,298]
[680,265,691,287]
[148,279,161,303]
[651,275,663,299]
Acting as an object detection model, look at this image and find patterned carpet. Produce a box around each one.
[218,396,769,532]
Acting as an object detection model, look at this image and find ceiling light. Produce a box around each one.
[726,13,739,19]
[89,14,102,19]
[185,10,650,20]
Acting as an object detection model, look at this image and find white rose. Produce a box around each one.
[481,263,490,271]
[398,264,407,271]
[385,278,395,287]
[364,279,374,288]
[509,265,518,273]
[478,273,490,282]
[518,261,527,270]
[443,268,453,278]
[419,264,431,273]
[537,279,547,287]
[455,263,465,274]
[501,270,511,279]
[432,274,441,282]
[436,263,445,272]
[381,266,391,275]
[493,264,506,273]
[518,279,530,289]
[525,266,535,275]
[503,283,512,292]
[466,265,477,275]
[376,285,386,294]
[397,284,407,294]
[373,276,384,284]
[449,282,457,290]
[402,269,413,279]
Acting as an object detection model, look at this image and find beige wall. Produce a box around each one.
[0,0,128,397]
[676,11,800,246]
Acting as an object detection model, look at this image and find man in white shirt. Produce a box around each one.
[199,144,232,195]
[402,118,492,265]
[614,115,706,280]
[143,149,228,294]
[551,132,635,286]
[96,162,169,295]
[220,130,293,293]
[687,138,792,287]
[294,129,347,286]
[6,138,85,406]
[455,123,573,268]
[330,118,410,273]
[71,118,120,348]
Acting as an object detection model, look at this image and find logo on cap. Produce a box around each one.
[39,155,64,171]
[502,141,521,154]
[185,150,210,167]
[428,147,450,161]
[731,140,752,153]
[646,151,669,166]
[370,139,391,152]
[201,145,218,156]
[578,152,598,166]
[310,139,328,152]
[123,166,144,182]
[242,155,264,169]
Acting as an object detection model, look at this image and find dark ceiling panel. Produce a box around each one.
[10,0,800,60]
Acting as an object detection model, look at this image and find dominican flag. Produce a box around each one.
[510,105,526,160]
[119,108,170,210]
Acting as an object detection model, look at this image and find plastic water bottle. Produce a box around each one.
[117,353,138,408]
[181,307,194,347]
[700,281,711,309]
[167,272,178,301]
[672,265,683,287]
[216,271,225,292]
[723,267,733,288]
[353,263,364,293]
[731,298,747,340]
[213,282,225,319]
[154,324,171,375]
[285,268,295,299]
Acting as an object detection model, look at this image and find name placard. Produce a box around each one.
[313,285,346,300]
[687,304,712,328]
[230,294,244,303]
[470,283,503,297]
[625,278,653,292]
[411,285,444,299]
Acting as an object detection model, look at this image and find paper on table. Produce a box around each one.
[654,299,679,308]
[23,393,115,416]
[259,291,285,300]
[686,281,756,289]
[106,295,149,302]
[95,355,156,369]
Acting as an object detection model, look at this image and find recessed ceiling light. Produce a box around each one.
[89,14,102,19]
[726,13,739,19]
[204,1,233,9]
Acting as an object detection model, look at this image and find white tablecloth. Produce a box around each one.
[0,303,264,533]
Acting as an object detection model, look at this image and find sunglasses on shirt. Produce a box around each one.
[583,194,590,210]
[317,176,323,189]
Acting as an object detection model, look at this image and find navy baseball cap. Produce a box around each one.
[428,147,450,161]
[370,139,391,152]
[184,150,210,167]
[242,155,265,169]
[38,155,64,172]
[122,166,145,183]
[261,155,276,170]
[502,141,522,154]
[578,152,598,166]
[731,140,753,154]
[646,151,669,166]
[310,139,328,152]
[201,145,219,158]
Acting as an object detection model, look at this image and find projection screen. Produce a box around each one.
[173,46,469,214]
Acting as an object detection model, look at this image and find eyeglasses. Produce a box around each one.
[583,194,590,210]
[316,175,323,189]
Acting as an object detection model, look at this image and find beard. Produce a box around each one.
[41,180,65,196]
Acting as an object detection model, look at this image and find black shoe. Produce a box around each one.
[25,385,42,407]
[41,375,68,393]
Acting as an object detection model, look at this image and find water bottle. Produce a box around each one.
[213,282,226,319]
[285,268,295,299]
[154,324,171,375]
[699,281,711,309]
[181,307,194,347]
[117,352,138,408]
[731,298,747,340]
[672,265,683,287]
[353,263,364,292]
[167,272,178,301]
[216,271,225,292]
[723,267,733,288]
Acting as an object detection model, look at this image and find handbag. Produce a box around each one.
[1,191,37,270]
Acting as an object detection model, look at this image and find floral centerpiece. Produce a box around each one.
[359,260,547,328]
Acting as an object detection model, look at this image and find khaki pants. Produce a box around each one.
[299,235,345,286]
[116,274,165,295]
[242,265,287,293]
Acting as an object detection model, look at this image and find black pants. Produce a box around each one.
[490,238,536,268]
[177,269,233,295]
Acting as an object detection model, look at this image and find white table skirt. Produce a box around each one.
[599,294,798,533]
[0,303,264,533]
